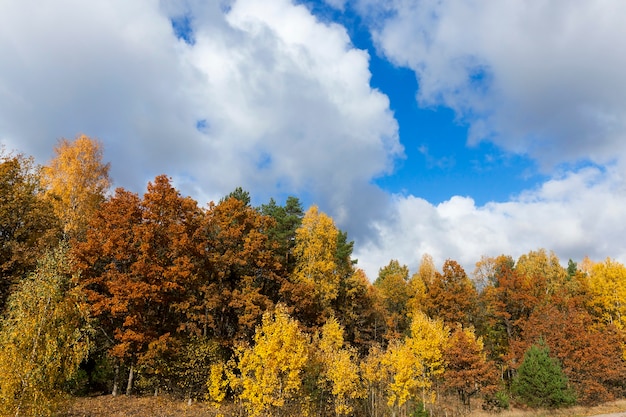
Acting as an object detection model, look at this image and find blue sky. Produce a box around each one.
[2,0,626,279]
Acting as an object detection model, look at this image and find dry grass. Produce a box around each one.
[468,399,626,417]
[63,395,235,417]
[62,396,626,417]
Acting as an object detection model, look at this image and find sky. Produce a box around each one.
[2,0,626,280]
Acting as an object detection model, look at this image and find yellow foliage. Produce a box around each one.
[318,317,365,416]
[207,362,228,406]
[293,206,340,310]
[383,311,449,411]
[235,305,309,417]
[0,244,92,416]
[587,258,626,329]
[43,134,110,240]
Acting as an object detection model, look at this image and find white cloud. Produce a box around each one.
[357,0,626,168]
[355,165,626,279]
[0,0,400,226]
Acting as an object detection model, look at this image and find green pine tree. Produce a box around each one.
[511,340,576,408]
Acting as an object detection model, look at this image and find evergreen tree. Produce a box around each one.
[511,340,575,408]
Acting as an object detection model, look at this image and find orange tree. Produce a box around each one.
[73,175,202,394]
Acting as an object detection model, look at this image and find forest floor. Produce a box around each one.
[63,395,626,417]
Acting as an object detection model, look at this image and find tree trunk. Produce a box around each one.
[125,364,134,396]
[112,363,120,396]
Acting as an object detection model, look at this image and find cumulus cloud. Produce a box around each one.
[0,0,400,229]
[355,165,626,279]
[356,0,626,168]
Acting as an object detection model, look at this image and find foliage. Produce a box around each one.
[235,305,309,417]
[375,259,411,339]
[425,259,478,328]
[194,195,283,344]
[0,151,60,311]
[511,341,576,409]
[443,326,499,409]
[74,175,201,392]
[0,244,92,416]
[383,311,449,415]
[292,206,340,317]
[586,258,626,329]
[514,301,626,405]
[42,135,111,241]
[317,317,365,416]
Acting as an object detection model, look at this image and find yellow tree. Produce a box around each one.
[0,244,92,416]
[406,254,436,319]
[361,345,391,417]
[235,305,309,417]
[586,258,626,329]
[383,311,449,416]
[0,151,60,311]
[43,135,111,240]
[375,260,411,339]
[291,205,340,323]
[515,249,568,296]
[317,317,365,416]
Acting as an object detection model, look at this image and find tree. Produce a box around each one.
[290,206,340,325]
[0,244,92,416]
[424,259,478,328]
[74,176,201,394]
[586,258,626,329]
[317,317,365,416]
[0,151,60,311]
[514,301,626,405]
[260,196,304,274]
[443,326,498,410]
[192,195,283,344]
[383,311,448,416]
[235,305,309,417]
[335,268,386,353]
[374,260,410,339]
[511,341,575,409]
[42,135,111,241]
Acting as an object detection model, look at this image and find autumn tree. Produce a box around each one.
[316,317,365,416]
[74,176,201,394]
[515,249,568,296]
[375,260,411,339]
[513,301,626,405]
[192,195,283,345]
[479,255,538,364]
[0,151,60,311]
[585,258,626,329]
[424,259,478,328]
[406,254,434,316]
[289,205,341,326]
[0,244,92,416]
[443,326,498,410]
[43,135,111,241]
[383,311,449,416]
[235,305,309,417]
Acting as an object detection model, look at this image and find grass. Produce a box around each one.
[63,395,626,417]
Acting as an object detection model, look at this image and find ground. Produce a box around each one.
[63,395,626,417]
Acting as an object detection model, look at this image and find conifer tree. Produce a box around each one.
[511,341,575,409]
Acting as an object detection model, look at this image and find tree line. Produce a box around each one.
[0,135,625,416]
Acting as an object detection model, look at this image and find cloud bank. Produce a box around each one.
[0,0,400,231]
[346,0,626,276]
[3,0,626,280]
